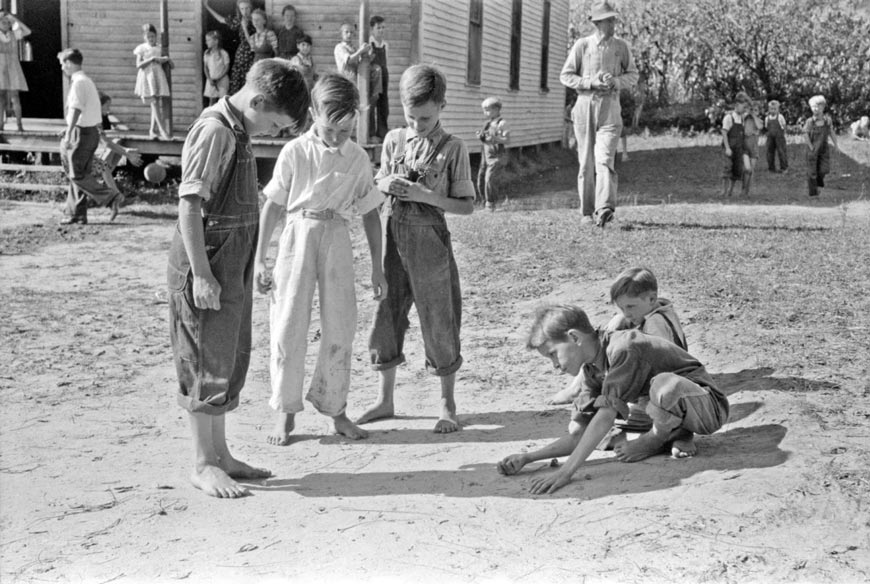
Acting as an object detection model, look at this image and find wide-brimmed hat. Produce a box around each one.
[589,0,620,21]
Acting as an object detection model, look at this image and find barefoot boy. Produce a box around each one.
[358,64,475,433]
[255,74,387,446]
[167,59,309,498]
[498,304,729,495]
[475,96,510,211]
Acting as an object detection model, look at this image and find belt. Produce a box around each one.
[298,208,343,221]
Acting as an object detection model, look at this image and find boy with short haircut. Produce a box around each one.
[288,34,317,88]
[368,15,389,140]
[255,73,387,446]
[358,64,475,433]
[498,304,730,494]
[764,100,789,172]
[475,96,510,211]
[167,58,309,498]
[548,267,686,417]
[58,48,123,225]
[276,4,304,60]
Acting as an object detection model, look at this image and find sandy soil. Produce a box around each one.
[1,196,869,584]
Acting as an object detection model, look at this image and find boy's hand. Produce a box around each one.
[192,273,222,310]
[254,261,273,294]
[370,268,387,301]
[126,149,143,167]
[528,469,572,494]
[496,454,527,476]
[390,177,428,204]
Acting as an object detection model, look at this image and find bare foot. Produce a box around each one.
[333,413,369,440]
[355,401,395,425]
[221,456,272,480]
[670,429,697,458]
[267,412,295,446]
[613,428,670,462]
[190,464,249,498]
[546,386,579,405]
[434,401,461,433]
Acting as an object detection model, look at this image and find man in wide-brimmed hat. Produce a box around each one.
[560,0,637,228]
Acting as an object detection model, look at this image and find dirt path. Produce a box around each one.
[1,197,868,584]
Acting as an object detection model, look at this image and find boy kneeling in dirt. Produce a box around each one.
[497,304,729,495]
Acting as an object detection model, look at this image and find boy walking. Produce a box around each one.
[167,59,309,498]
[255,74,387,446]
[764,100,789,172]
[475,96,510,211]
[57,49,123,225]
[499,305,729,494]
[357,64,475,433]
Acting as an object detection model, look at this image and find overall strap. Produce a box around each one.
[194,110,240,217]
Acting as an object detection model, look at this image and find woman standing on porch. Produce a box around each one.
[203,0,256,94]
[0,10,31,132]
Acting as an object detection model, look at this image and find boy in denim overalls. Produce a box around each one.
[254,74,386,446]
[358,64,475,433]
[167,59,309,499]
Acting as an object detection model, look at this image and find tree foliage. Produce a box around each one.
[567,0,870,125]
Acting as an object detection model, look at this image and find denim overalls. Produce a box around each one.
[368,129,464,377]
[167,108,259,414]
[722,112,745,180]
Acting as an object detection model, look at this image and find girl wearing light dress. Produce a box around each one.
[0,10,31,132]
[134,23,172,139]
[202,30,230,106]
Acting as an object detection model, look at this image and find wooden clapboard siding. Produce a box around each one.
[264,0,412,134]
[58,0,567,145]
[419,0,569,152]
[65,0,202,133]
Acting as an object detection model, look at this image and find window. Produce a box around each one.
[466,0,483,85]
[540,0,551,91]
[509,0,522,90]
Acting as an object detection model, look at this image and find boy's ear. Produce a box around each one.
[567,329,581,343]
[250,93,268,111]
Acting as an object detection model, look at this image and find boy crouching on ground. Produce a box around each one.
[498,304,729,495]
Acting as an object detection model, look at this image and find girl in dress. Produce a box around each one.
[0,10,31,132]
[203,0,255,94]
[134,23,172,139]
[249,9,277,63]
[202,30,230,106]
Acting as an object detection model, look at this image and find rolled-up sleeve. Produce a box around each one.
[263,144,295,208]
[597,345,649,420]
[446,140,475,200]
[179,121,235,201]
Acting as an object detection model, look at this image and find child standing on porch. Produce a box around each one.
[255,73,386,446]
[203,30,230,106]
[134,23,172,140]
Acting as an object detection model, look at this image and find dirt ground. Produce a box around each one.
[1,139,869,584]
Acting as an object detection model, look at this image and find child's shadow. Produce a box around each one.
[246,423,788,500]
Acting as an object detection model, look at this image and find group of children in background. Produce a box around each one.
[168,55,729,499]
[720,92,843,198]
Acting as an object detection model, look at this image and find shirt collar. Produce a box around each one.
[407,123,445,144]
[370,36,387,48]
[215,97,246,133]
[306,127,351,156]
[594,31,613,46]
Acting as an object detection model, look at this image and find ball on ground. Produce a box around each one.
[144,162,167,184]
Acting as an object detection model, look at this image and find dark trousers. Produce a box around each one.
[766,133,788,171]
[63,126,118,219]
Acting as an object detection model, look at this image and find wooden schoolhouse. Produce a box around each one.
[6,0,569,158]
